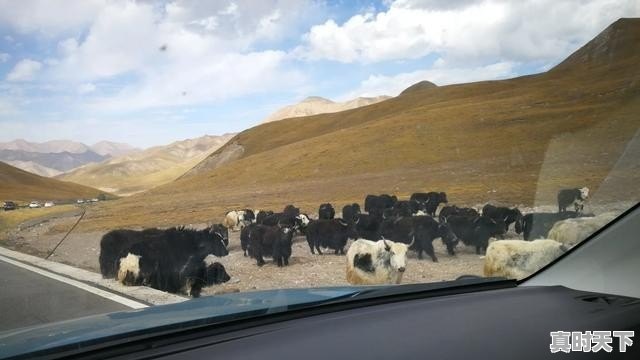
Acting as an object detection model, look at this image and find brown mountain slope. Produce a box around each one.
[0,161,105,202]
[59,134,234,196]
[79,18,640,230]
[551,18,640,74]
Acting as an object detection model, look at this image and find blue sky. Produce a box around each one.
[0,0,637,148]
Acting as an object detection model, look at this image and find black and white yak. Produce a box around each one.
[346,239,412,285]
[99,226,230,297]
[557,187,589,213]
[223,209,256,231]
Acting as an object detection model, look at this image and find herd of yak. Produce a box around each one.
[99,187,593,297]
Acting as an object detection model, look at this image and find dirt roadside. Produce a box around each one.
[1,209,486,295]
[0,201,629,297]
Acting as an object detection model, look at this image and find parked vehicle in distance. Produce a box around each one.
[29,201,42,208]
[3,201,17,211]
[44,201,55,208]
[76,199,85,204]
[90,198,99,202]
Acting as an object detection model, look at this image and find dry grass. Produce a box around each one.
[0,162,106,203]
[0,205,77,236]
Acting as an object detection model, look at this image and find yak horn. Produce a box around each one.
[408,236,415,247]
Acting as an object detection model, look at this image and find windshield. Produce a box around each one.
[0,0,639,344]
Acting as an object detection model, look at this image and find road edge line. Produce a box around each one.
[0,254,148,309]
[0,246,187,306]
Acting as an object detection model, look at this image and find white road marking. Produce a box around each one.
[0,247,186,305]
[0,254,148,309]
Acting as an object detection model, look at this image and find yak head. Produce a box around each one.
[351,203,361,213]
[515,217,524,234]
[296,213,311,228]
[283,205,300,217]
[198,229,229,257]
[209,223,229,247]
[510,209,524,235]
[241,209,255,225]
[438,218,459,254]
[338,218,359,240]
[579,187,590,200]
[204,262,231,286]
[381,239,411,273]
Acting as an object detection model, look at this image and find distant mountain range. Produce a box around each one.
[0,139,139,177]
[0,149,107,173]
[260,95,392,124]
[87,141,139,157]
[59,134,235,196]
[0,139,138,156]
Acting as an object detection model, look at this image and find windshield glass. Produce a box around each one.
[0,0,639,341]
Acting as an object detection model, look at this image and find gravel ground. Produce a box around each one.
[201,231,487,296]
[2,213,486,296]
[2,201,630,298]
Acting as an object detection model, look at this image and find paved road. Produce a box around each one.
[0,259,131,332]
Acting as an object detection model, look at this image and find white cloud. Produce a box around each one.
[298,0,640,65]
[165,0,317,46]
[2,0,323,116]
[85,50,305,112]
[220,2,239,16]
[342,60,517,98]
[77,83,96,94]
[6,59,43,81]
[394,0,477,10]
[51,2,160,80]
[0,0,104,35]
[18,1,308,112]
[0,53,10,63]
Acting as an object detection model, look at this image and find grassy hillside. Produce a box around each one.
[59,134,234,196]
[0,161,106,202]
[78,18,640,231]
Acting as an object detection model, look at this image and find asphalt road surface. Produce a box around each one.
[0,258,132,332]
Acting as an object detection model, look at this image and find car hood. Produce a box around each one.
[0,287,361,359]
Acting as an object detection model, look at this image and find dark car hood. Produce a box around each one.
[0,287,362,359]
